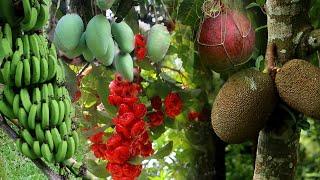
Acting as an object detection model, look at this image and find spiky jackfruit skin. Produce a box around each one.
[211,68,277,144]
[275,59,320,119]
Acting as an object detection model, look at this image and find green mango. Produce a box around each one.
[80,33,95,62]
[114,53,133,82]
[85,15,111,58]
[54,14,84,52]
[96,0,116,10]
[111,21,134,53]
[64,32,86,59]
[97,36,115,66]
[147,24,171,63]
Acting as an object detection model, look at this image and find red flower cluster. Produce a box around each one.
[90,74,153,180]
[134,34,147,61]
[147,93,183,127]
[164,92,183,118]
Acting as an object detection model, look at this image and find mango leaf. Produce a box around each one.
[129,156,145,165]
[246,2,260,9]
[177,0,204,30]
[153,141,173,159]
[86,159,110,178]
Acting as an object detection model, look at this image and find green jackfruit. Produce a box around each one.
[96,0,116,10]
[211,68,277,144]
[85,15,111,58]
[54,14,84,52]
[147,24,171,63]
[111,21,134,53]
[97,36,115,66]
[275,59,320,119]
[114,53,134,82]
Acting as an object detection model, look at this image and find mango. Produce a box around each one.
[111,21,134,53]
[85,15,111,58]
[97,36,115,66]
[54,14,84,52]
[96,0,116,10]
[114,53,134,82]
[147,24,171,63]
[80,33,95,62]
[64,33,86,59]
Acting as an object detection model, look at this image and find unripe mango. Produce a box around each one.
[80,33,95,62]
[96,0,116,10]
[85,15,111,58]
[114,53,134,82]
[54,14,84,52]
[111,21,134,53]
[147,24,171,63]
[97,36,115,66]
[64,33,86,59]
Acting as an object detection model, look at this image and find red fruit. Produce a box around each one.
[198,8,255,72]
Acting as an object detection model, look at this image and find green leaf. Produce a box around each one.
[146,81,171,98]
[129,156,145,165]
[177,0,204,30]
[256,0,266,6]
[153,141,173,159]
[255,55,265,71]
[255,25,267,32]
[246,2,260,9]
[86,159,110,178]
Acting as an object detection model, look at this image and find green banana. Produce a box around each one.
[72,131,79,151]
[22,35,30,59]
[33,141,42,157]
[20,88,32,112]
[18,108,28,128]
[23,58,31,86]
[32,87,41,104]
[21,142,37,159]
[51,127,62,150]
[21,129,34,146]
[31,56,41,84]
[45,130,54,151]
[15,61,23,87]
[65,117,72,134]
[0,37,12,59]
[65,137,75,159]
[41,143,53,162]
[41,102,49,129]
[55,141,67,162]
[49,44,57,59]
[39,57,48,83]
[21,7,38,31]
[12,94,20,117]
[10,51,22,78]
[28,104,37,129]
[59,122,68,139]
[16,139,23,153]
[47,83,54,98]
[35,34,45,57]
[3,85,15,106]
[3,24,12,49]
[29,34,40,58]
[64,98,72,120]
[33,3,49,30]
[47,55,57,80]
[58,100,65,125]
[1,60,11,84]
[35,123,45,143]
[41,83,49,102]
[49,99,59,126]
[15,38,24,55]
[0,99,15,119]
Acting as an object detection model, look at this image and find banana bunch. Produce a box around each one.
[0,37,77,163]
[20,0,51,31]
[0,24,13,64]
[0,33,61,87]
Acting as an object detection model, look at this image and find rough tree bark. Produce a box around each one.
[253,0,315,179]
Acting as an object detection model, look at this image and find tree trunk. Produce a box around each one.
[253,0,312,179]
